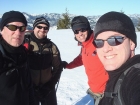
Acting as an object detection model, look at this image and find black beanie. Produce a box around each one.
[94,11,137,47]
[0,11,27,31]
[71,16,92,41]
[71,16,91,31]
[33,17,50,29]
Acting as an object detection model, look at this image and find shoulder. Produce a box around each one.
[122,63,140,89]
[48,40,58,49]
[121,64,140,104]
[48,41,60,54]
[127,64,140,77]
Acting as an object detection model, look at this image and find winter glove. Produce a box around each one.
[61,61,68,69]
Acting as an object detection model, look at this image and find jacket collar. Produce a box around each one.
[82,33,94,47]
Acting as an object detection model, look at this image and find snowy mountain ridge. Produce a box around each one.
[0,12,140,30]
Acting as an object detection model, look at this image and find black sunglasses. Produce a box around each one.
[6,25,26,32]
[93,36,126,48]
[36,26,49,30]
[74,28,87,34]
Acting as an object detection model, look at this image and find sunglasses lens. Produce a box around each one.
[36,26,48,30]
[6,25,17,31]
[108,36,124,46]
[94,40,104,48]
[6,25,26,32]
[74,28,87,34]
[36,26,42,29]
[94,36,125,48]
[74,30,79,34]
[81,28,87,32]
[43,27,49,30]
[20,26,26,32]
[108,38,116,46]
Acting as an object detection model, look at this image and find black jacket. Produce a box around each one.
[0,36,34,105]
[24,33,62,94]
[99,55,140,105]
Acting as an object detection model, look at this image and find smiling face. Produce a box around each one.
[96,31,135,71]
[74,29,88,42]
[33,24,49,39]
[1,22,26,47]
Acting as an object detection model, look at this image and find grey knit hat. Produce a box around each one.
[33,17,50,29]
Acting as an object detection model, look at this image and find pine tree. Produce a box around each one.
[57,8,71,29]
[120,9,124,14]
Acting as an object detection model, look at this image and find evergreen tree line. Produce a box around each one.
[57,9,140,31]
[57,9,71,29]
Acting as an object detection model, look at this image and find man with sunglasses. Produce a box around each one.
[0,11,34,105]
[62,16,108,104]
[24,17,62,105]
[93,11,140,105]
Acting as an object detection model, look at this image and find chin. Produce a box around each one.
[80,40,86,42]
[104,65,118,71]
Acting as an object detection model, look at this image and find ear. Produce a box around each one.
[130,40,135,51]
[1,29,4,35]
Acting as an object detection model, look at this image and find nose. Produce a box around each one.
[103,41,113,53]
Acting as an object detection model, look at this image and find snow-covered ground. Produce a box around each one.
[48,29,140,105]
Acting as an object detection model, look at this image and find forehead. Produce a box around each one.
[37,24,47,27]
[96,31,125,39]
[7,21,25,26]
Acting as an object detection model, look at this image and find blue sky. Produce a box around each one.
[0,0,139,16]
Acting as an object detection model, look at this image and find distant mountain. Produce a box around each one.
[0,12,140,30]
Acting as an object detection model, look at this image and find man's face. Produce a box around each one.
[74,28,88,42]
[34,24,49,39]
[1,22,26,47]
[95,31,135,71]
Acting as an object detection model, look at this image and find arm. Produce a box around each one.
[65,54,83,69]
[28,72,35,105]
[0,52,4,74]
[47,43,63,88]
[65,47,83,69]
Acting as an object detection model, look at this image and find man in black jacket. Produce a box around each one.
[24,17,62,105]
[93,11,140,105]
[0,11,34,105]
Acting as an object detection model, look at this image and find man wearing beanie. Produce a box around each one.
[0,11,34,105]
[93,11,140,105]
[62,16,108,104]
[23,17,62,105]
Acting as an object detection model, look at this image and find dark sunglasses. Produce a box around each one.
[6,25,26,32]
[93,36,126,48]
[36,26,49,30]
[74,28,87,34]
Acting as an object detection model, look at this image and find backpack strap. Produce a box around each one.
[0,44,7,58]
[0,44,15,62]
[104,68,132,105]
[0,44,16,75]
[24,34,31,50]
